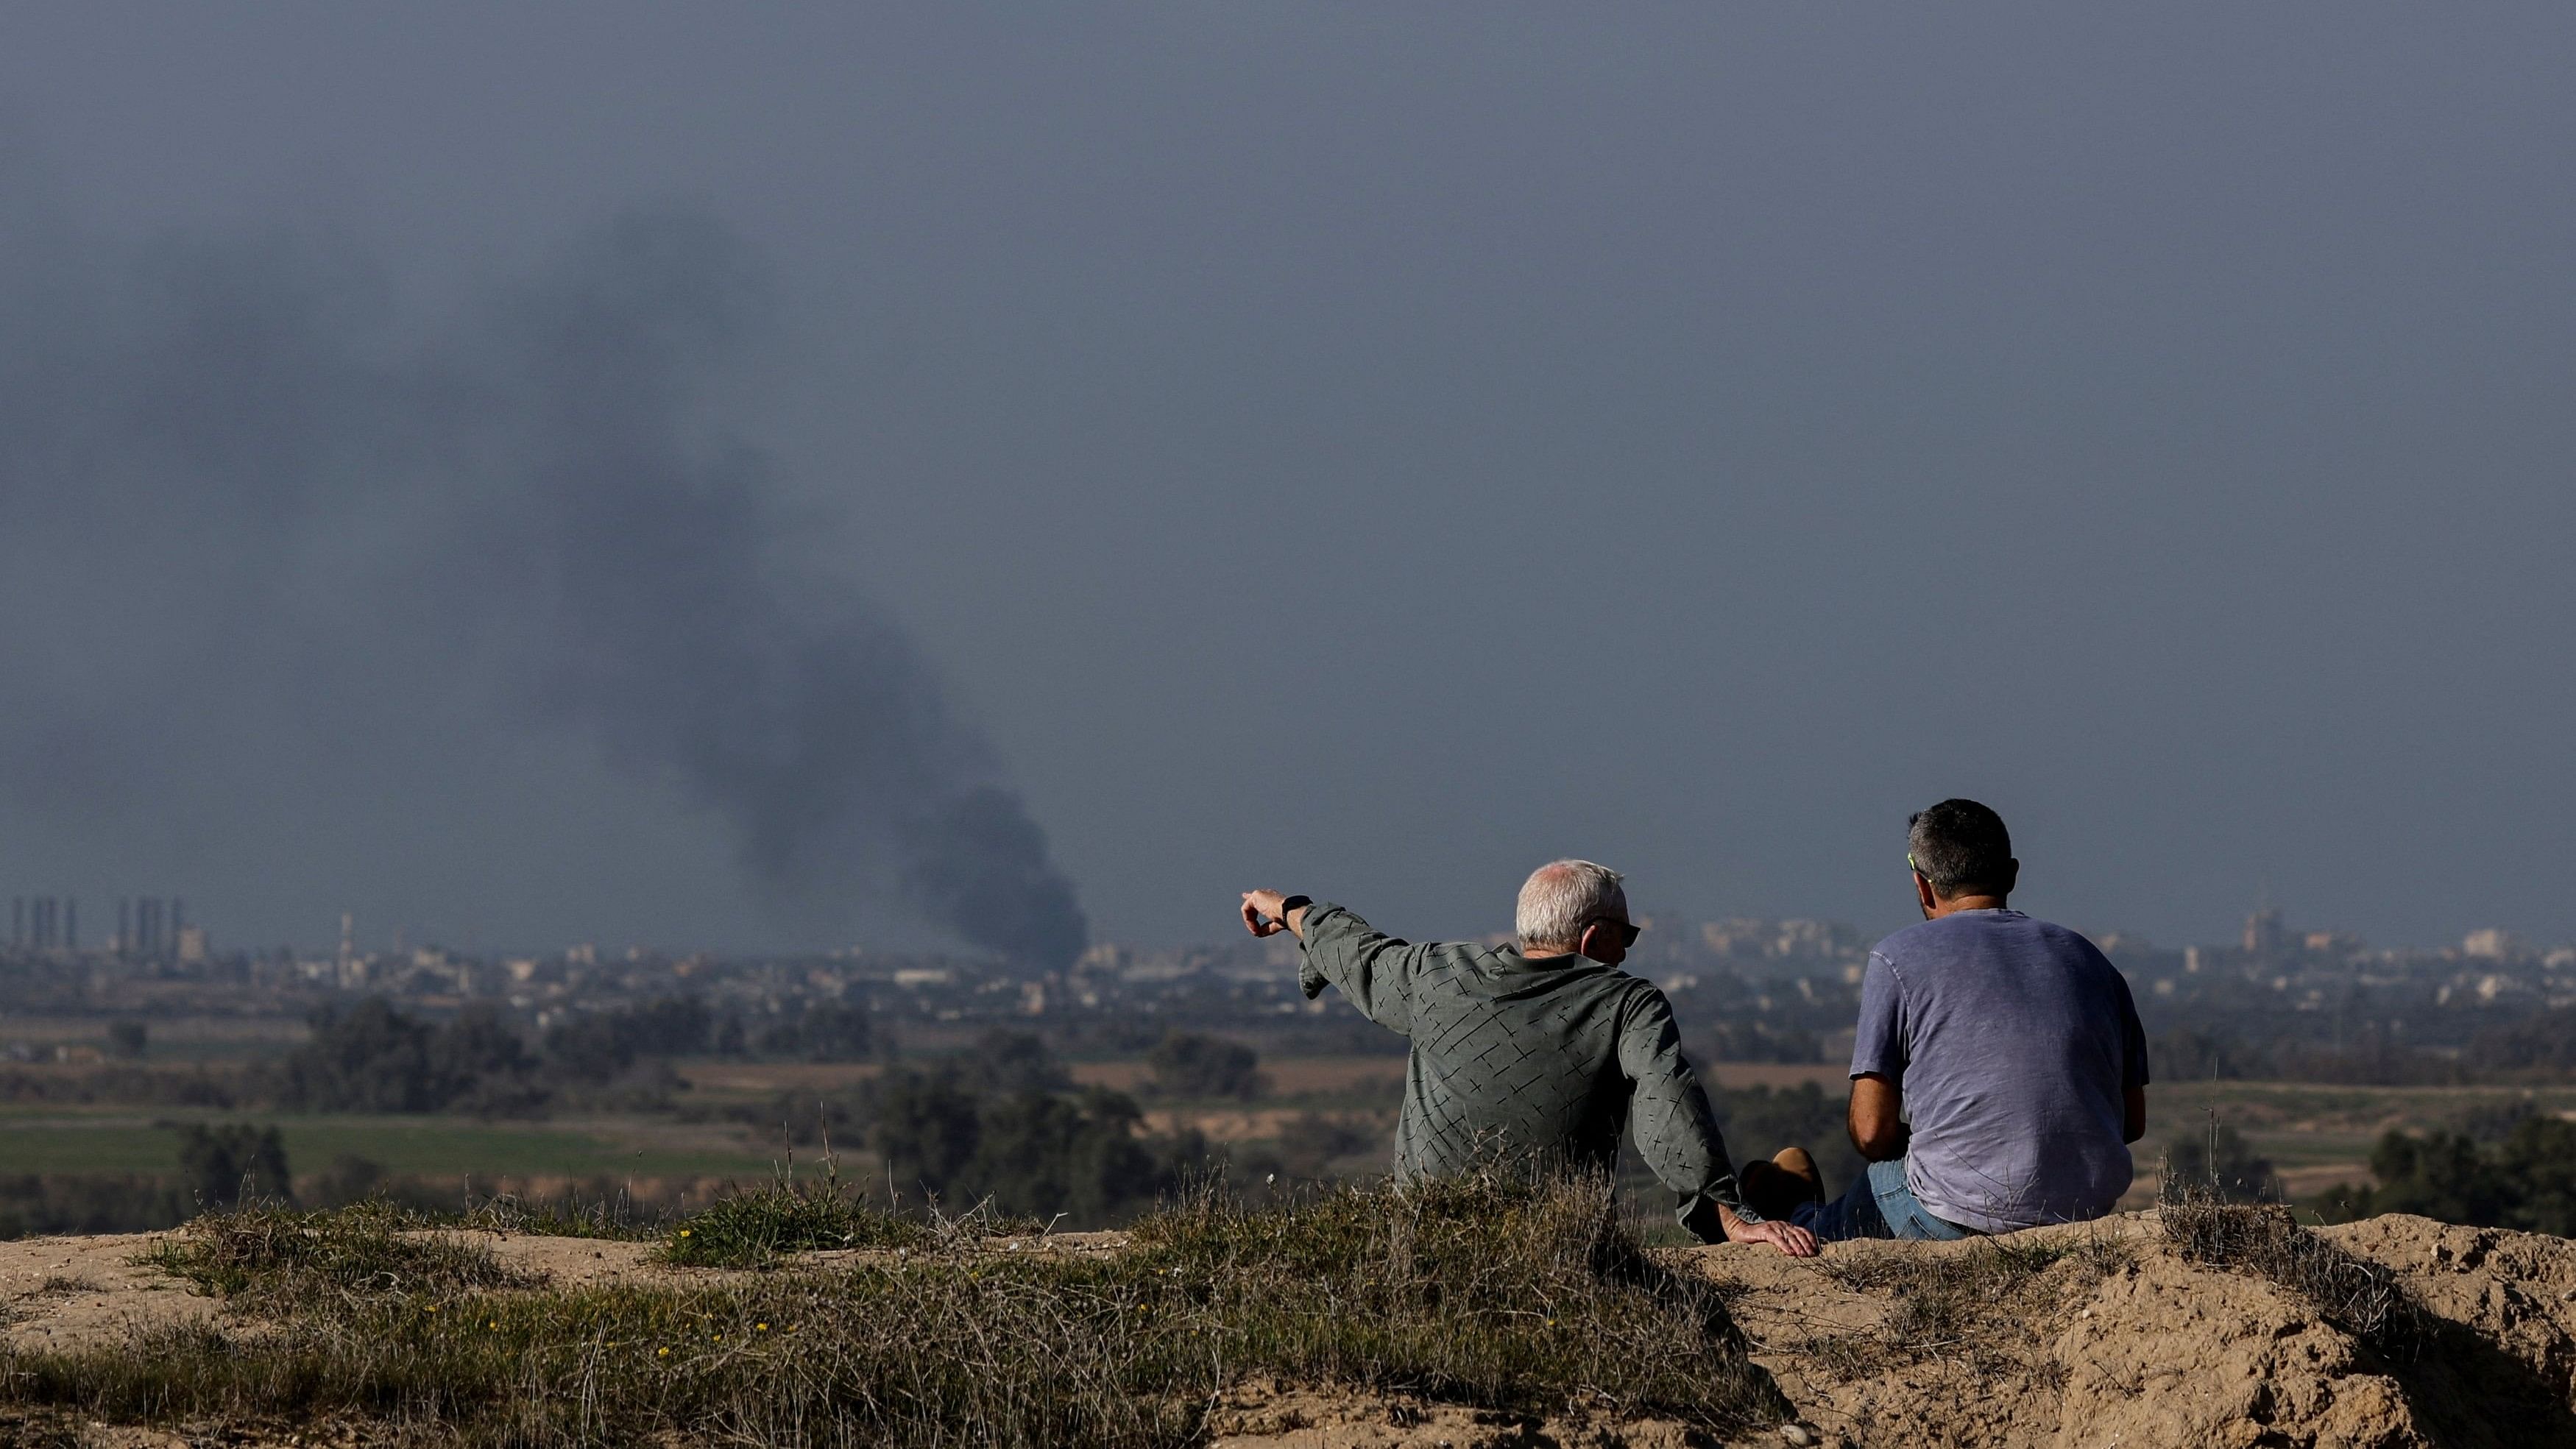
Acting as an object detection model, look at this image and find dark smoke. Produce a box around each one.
[0,194,1087,969]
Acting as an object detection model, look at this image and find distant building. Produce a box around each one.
[2243,909,2285,957]
[2463,928,2521,960]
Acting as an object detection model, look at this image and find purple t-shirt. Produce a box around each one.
[1851,909,2147,1233]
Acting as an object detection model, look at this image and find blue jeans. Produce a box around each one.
[1791,1158,1977,1241]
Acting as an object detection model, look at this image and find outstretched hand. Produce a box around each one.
[1241,890,1292,937]
[1732,1219,1819,1258]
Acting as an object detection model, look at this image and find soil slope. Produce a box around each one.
[8,1211,2576,1447]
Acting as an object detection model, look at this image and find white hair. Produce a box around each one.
[1515,860,1627,949]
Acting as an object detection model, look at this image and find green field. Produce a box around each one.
[0,1110,783,1182]
[0,1066,2566,1201]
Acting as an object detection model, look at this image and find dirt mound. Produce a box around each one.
[13,1209,2576,1445]
[1702,1210,2576,1448]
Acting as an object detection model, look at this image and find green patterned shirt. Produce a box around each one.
[1296,901,1753,1241]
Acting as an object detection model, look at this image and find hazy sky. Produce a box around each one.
[3,4,2571,956]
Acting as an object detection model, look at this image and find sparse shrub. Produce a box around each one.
[2162,1183,2413,1350]
[662,1180,924,1267]
[1123,1169,1779,1423]
[138,1200,535,1308]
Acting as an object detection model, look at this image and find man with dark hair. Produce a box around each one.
[1747,798,2148,1239]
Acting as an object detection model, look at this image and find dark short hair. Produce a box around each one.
[1907,798,2012,897]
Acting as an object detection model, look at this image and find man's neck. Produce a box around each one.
[1925,894,2009,921]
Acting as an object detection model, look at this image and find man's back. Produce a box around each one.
[1854,909,2147,1233]
[1295,901,1741,1230]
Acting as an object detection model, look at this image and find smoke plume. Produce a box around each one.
[0,194,1087,969]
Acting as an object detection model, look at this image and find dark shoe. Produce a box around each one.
[1740,1158,1820,1221]
[1770,1147,1826,1205]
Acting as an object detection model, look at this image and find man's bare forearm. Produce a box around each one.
[1847,1073,1908,1161]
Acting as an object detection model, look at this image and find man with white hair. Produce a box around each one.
[1239,862,1816,1255]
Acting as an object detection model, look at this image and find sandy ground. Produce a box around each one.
[1700,1210,2576,1448]
[0,1229,701,1356]
[1203,1382,1719,1449]
[0,1233,221,1354]
[0,1220,1142,1362]
[21,1209,2576,1447]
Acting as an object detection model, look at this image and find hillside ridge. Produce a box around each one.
[5,1206,2574,1446]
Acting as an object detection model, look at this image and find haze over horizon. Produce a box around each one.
[3,5,2571,957]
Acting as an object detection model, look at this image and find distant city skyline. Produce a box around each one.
[6,887,2564,962]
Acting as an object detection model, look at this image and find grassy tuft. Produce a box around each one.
[1122,1169,1774,1420]
[660,1179,928,1266]
[458,1191,660,1242]
[35,1171,1786,1447]
[2160,1186,2416,1350]
[137,1200,537,1308]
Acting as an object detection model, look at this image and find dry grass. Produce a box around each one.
[10,1170,1786,1447]
[658,1179,927,1267]
[1798,1232,2135,1385]
[137,1200,539,1310]
[2159,1186,2416,1351]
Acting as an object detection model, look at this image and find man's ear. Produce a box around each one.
[1574,919,1612,963]
[1998,859,2020,896]
[1913,871,1939,915]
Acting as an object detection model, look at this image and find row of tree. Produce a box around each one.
[2321,1113,2576,1234]
[275,999,1268,1120]
[269,996,887,1116]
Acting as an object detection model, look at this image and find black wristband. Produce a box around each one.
[1277,895,1312,922]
